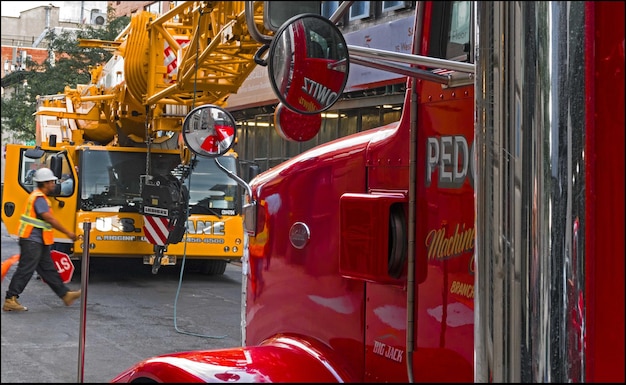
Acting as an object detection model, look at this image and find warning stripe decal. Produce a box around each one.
[143,216,170,246]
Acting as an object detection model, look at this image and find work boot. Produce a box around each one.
[3,296,28,311]
[62,290,81,306]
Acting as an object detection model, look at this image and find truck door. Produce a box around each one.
[2,145,32,234]
[362,86,475,383]
[362,1,475,382]
[2,145,79,248]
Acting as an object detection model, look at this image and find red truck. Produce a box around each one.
[111,1,624,382]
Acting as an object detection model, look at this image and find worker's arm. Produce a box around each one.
[40,211,78,241]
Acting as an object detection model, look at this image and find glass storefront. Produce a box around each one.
[232,85,405,180]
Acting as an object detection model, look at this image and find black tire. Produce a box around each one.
[388,204,407,279]
[186,259,228,275]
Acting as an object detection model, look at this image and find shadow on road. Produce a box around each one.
[71,257,241,284]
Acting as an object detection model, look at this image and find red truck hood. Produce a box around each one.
[110,335,351,383]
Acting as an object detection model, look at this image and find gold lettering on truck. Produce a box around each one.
[425,223,474,260]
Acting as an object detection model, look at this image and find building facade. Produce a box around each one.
[1,1,107,182]
[2,1,416,180]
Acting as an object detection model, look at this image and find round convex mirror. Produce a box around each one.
[274,103,321,142]
[182,105,237,157]
[268,14,349,115]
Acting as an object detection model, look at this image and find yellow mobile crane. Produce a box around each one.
[2,1,271,274]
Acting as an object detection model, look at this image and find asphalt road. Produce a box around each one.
[1,221,244,383]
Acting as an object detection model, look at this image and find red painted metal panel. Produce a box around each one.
[111,335,354,382]
[361,70,475,382]
[244,129,386,381]
[339,192,407,284]
[410,80,475,381]
[584,2,625,382]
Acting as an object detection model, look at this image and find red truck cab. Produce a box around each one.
[111,1,624,382]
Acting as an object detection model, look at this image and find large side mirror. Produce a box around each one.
[267,14,349,114]
[182,105,237,157]
[49,154,64,178]
[24,146,45,159]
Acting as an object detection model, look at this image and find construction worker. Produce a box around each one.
[3,168,81,311]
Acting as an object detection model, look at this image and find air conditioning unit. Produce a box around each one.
[91,10,106,25]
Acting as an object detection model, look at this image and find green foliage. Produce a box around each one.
[0,84,37,142]
[1,14,130,141]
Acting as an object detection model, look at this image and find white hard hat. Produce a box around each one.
[32,168,58,182]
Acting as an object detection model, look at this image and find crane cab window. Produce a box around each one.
[19,150,74,196]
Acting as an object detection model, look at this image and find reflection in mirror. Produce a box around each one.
[268,14,349,115]
[182,105,237,157]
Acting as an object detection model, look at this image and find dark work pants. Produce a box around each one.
[5,239,70,299]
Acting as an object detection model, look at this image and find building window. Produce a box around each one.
[349,1,371,21]
[382,1,407,12]
[145,1,162,14]
[322,1,340,19]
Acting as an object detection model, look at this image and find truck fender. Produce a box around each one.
[110,335,353,383]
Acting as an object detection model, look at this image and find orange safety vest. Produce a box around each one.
[18,189,54,245]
